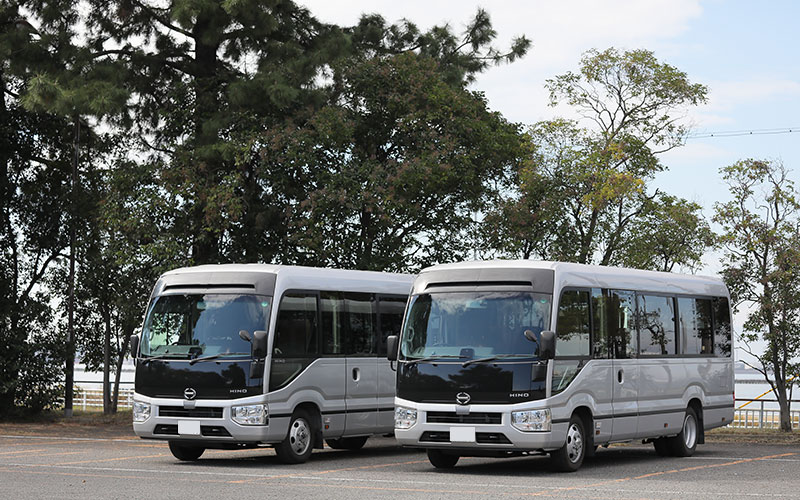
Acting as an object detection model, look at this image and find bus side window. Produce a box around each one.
[321,292,345,355]
[637,294,677,356]
[377,295,407,356]
[678,297,713,355]
[273,293,319,357]
[608,290,636,359]
[713,297,732,357]
[344,293,376,355]
[555,289,590,357]
[591,289,608,358]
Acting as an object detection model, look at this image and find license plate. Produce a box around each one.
[450,426,476,442]
[178,420,201,436]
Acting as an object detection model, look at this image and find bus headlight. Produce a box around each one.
[395,406,417,429]
[231,404,268,425]
[133,402,151,423]
[511,409,551,432]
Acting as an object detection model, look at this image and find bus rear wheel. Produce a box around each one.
[427,449,459,468]
[326,436,368,450]
[550,415,586,472]
[168,441,205,461]
[668,407,698,457]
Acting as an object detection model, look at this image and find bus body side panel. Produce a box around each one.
[376,358,397,431]
[344,356,378,435]
[548,359,615,445]
[696,357,735,430]
[611,359,639,441]
[636,358,689,438]
[267,357,347,442]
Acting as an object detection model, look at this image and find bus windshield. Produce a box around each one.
[141,294,272,358]
[400,291,552,360]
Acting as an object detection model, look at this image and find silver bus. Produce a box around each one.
[130,264,414,463]
[387,261,734,471]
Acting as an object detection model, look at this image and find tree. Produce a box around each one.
[714,159,800,432]
[260,51,528,271]
[484,48,708,265]
[613,193,716,272]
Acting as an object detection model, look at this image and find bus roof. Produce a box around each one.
[417,260,728,297]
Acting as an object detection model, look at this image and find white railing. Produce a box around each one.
[732,398,800,430]
[72,387,134,410]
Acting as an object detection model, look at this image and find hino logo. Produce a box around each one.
[456,392,471,405]
[509,392,530,398]
[184,388,197,400]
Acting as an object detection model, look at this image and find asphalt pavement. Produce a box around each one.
[0,430,798,499]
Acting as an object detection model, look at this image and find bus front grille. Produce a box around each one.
[426,412,502,424]
[159,406,224,418]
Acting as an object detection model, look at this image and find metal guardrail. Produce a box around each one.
[732,398,800,430]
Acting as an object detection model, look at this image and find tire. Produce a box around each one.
[653,437,672,457]
[427,449,459,469]
[168,441,205,461]
[325,436,368,450]
[669,407,699,457]
[275,410,315,464]
[550,415,586,472]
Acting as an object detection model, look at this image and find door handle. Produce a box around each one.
[352,367,360,382]
[617,369,624,384]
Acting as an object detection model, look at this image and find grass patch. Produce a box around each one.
[1,408,132,427]
[707,426,800,444]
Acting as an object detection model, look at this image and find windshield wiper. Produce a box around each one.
[140,352,188,365]
[462,354,544,367]
[404,355,467,366]
[188,352,250,365]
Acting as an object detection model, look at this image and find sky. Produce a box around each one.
[299,0,800,365]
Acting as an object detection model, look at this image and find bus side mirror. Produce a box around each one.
[129,334,140,365]
[252,330,268,358]
[387,335,399,361]
[539,330,556,360]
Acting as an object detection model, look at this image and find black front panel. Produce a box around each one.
[135,359,262,399]
[396,361,546,404]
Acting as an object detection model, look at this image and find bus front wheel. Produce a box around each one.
[427,449,459,468]
[168,441,205,461]
[275,409,315,464]
[550,415,586,472]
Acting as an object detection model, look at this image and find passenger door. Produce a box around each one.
[608,290,639,441]
[343,293,378,435]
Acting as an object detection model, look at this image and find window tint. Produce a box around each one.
[377,295,407,356]
[638,294,677,355]
[556,290,590,357]
[678,298,713,355]
[273,293,318,357]
[321,292,345,355]
[591,289,608,358]
[713,297,732,357]
[344,293,375,355]
[607,290,636,358]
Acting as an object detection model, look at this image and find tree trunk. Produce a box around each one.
[64,114,80,418]
[111,328,132,414]
[102,304,112,414]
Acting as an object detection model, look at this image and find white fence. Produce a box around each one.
[732,398,800,430]
[73,387,134,410]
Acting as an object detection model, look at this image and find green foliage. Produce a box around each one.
[261,52,527,271]
[482,48,711,266]
[613,193,717,272]
[714,159,800,432]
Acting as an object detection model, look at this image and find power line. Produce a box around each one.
[687,127,799,139]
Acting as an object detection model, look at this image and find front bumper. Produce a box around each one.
[393,398,566,453]
[132,393,289,446]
